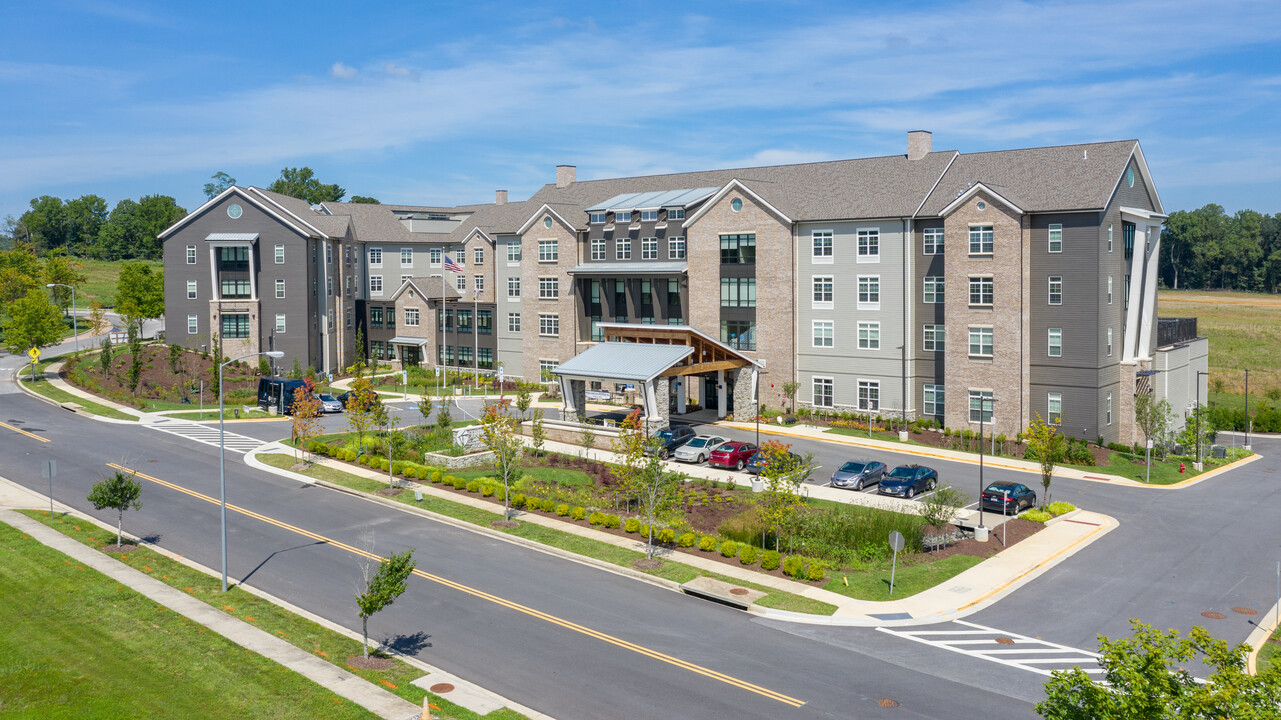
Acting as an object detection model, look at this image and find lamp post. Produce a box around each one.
[978,396,997,529]
[46,281,78,351]
[1195,370,1209,471]
[1244,368,1251,450]
[220,350,283,592]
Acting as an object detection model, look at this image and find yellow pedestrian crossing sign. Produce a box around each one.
[27,347,40,363]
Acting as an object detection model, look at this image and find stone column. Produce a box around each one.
[570,379,587,421]
[716,369,727,419]
[732,366,756,420]
[653,376,670,430]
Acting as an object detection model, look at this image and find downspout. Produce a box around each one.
[902,217,909,429]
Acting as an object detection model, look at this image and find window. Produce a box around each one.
[616,238,632,260]
[187,314,198,335]
[474,247,483,265]
[370,307,383,328]
[371,341,384,360]
[440,346,454,365]
[474,274,484,292]
[438,308,453,330]
[368,247,383,266]
[455,248,465,266]
[385,308,394,329]
[813,377,834,408]
[1124,275,1130,309]
[923,228,944,255]
[667,208,685,220]
[508,277,521,300]
[187,245,197,264]
[456,309,471,331]
[1123,222,1136,259]
[273,279,284,299]
[1048,392,1062,424]
[858,321,880,350]
[720,234,755,264]
[274,244,284,264]
[589,212,607,224]
[640,210,659,222]
[969,390,994,423]
[924,276,944,304]
[430,247,442,266]
[186,280,197,299]
[477,310,492,334]
[1048,328,1062,357]
[400,274,412,285]
[1106,393,1113,425]
[667,278,681,307]
[668,236,686,259]
[539,277,559,299]
[539,359,558,382]
[1048,276,1063,305]
[477,347,493,369]
[404,308,419,327]
[641,237,658,259]
[539,314,559,337]
[1108,224,1113,252]
[370,276,383,294]
[1048,223,1063,253]
[1107,276,1113,304]
[508,312,521,332]
[969,276,994,306]
[221,313,249,339]
[812,276,833,308]
[400,247,413,267]
[857,229,879,261]
[858,380,879,411]
[218,246,248,268]
[812,320,833,348]
[812,231,833,262]
[326,244,332,265]
[538,240,558,262]
[969,225,994,254]
[720,320,755,351]
[220,279,251,299]
[456,274,465,291]
[1107,327,1113,356]
[506,243,521,263]
[584,237,604,261]
[924,324,945,351]
[858,275,880,308]
[924,384,944,416]
[969,327,993,357]
[275,313,286,334]
[720,277,756,307]
[614,211,631,225]
[327,277,333,297]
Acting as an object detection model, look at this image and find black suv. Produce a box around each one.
[647,426,696,459]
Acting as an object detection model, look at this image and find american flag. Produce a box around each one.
[444,255,463,273]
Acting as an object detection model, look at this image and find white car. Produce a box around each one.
[672,435,727,464]
[315,393,344,413]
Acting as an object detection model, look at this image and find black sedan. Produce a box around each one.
[647,426,696,459]
[744,449,803,475]
[830,459,887,490]
[877,465,938,499]
[980,481,1037,514]
[336,389,380,408]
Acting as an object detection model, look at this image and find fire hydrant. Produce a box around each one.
[1179,462,1185,474]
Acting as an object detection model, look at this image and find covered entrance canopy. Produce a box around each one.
[551,324,760,429]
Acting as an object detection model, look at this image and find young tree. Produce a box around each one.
[2,291,64,355]
[290,379,322,462]
[515,384,532,415]
[354,548,416,658]
[98,336,113,375]
[756,440,811,553]
[1036,620,1281,719]
[1134,394,1175,460]
[610,410,649,500]
[168,343,183,375]
[289,357,303,380]
[578,424,597,458]
[781,381,800,414]
[610,411,681,557]
[918,484,967,551]
[417,388,434,427]
[1024,413,1065,506]
[257,355,271,376]
[344,373,379,453]
[434,400,453,437]
[480,401,525,519]
[530,409,546,456]
[350,326,366,366]
[384,430,408,488]
[126,318,144,392]
[87,470,143,548]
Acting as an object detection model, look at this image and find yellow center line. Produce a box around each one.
[0,420,50,443]
[106,463,805,708]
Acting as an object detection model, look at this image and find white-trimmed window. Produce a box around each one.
[474,247,483,265]
[857,275,880,309]
[400,247,413,266]
[1048,392,1062,424]
[616,238,632,260]
[969,390,994,423]
[640,210,659,222]
[591,238,606,260]
[274,244,284,264]
[857,321,880,350]
[1107,327,1113,356]
[430,247,442,266]
[924,276,944,304]
[187,245,197,264]
[405,308,420,327]
[924,324,944,351]
[456,274,465,291]
[812,275,834,309]
[370,276,383,295]
[1108,224,1114,252]
[369,247,383,266]
[858,380,880,411]
[507,277,520,300]
[1048,327,1062,357]
[857,228,879,261]
[1048,276,1063,305]
[641,237,658,259]
[508,312,521,332]
[538,240,558,262]
[275,279,285,299]
[668,236,686,259]
[506,243,521,263]
[812,230,833,263]
[924,384,944,416]
[1107,276,1113,304]
[812,320,833,348]
[923,227,944,255]
[186,280,197,299]
[1048,223,1063,253]
[187,314,198,335]
[589,212,607,224]
[969,327,993,357]
[615,211,631,225]
[400,274,412,285]
[969,276,994,306]
[1106,393,1113,425]
[474,274,484,292]
[667,207,685,220]
[275,313,286,334]
[813,377,834,408]
[969,225,994,254]
[539,359,558,382]
[539,277,559,299]
[539,314,559,337]
[327,277,332,297]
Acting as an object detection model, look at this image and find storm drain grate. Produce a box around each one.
[1201,611,1226,619]
[1233,607,1258,615]
[877,698,900,708]
[429,683,455,694]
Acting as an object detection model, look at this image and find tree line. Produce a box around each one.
[1161,204,1281,292]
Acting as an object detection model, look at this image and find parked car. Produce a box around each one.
[744,449,803,475]
[672,435,727,464]
[709,441,758,470]
[315,393,343,413]
[830,459,887,490]
[877,464,938,499]
[647,426,696,458]
[980,481,1037,514]
[336,389,380,408]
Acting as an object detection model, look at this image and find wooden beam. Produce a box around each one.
[660,359,748,377]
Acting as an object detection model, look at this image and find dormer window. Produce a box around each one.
[614,211,631,225]
[667,208,685,221]
[589,212,608,224]
[640,210,659,222]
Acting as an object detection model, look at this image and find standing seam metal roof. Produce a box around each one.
[551,342,694,382]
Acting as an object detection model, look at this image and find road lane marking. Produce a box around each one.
[0,420,50,443]
[106,463,806,708]
[877,620,1102,677]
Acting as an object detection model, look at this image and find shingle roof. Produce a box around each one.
[441,199,538,242]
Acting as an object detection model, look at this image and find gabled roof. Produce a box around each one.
[938,182,1024,217]
[551,342,694,383]
[158,186,324,241]
[517,203,579,235]
[390,275,461,302]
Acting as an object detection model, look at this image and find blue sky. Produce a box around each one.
[3,0,1279,222]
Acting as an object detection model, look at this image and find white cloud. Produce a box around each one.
[330,62,358,80]
[383,62,415,78]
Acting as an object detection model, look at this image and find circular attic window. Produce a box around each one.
[731,198,743,212]
[227,203,243,219]
[976,201,987,211]
[543,216,553,228]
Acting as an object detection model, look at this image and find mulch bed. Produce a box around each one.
[346,655,395,671]
[64,345,261,408]
[814,422,1113,465]
[374,488,403,498]
[100,543,137,553]
[922,518,1042,561]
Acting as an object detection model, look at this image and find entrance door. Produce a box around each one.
[401,346,421,367]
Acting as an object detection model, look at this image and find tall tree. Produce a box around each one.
[87,470,143,549]
[115,261,164,327]
[349,196,380,204]
[2,291,64,354]
[96,195,186,260]
[268,167,345,205]
[0,243,42,306]
[203,171,236,199]
[354,547,416,658]
[42,251,87,312]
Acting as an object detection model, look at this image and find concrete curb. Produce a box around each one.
[12,362,140,425]
[1245,597,1281,675]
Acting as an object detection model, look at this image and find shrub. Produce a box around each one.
[556,503,570,517]
[1045,501,1075,517]
[452,476,468,490]
[677,532,696,548]
[570,506,586,521]
[1020,509,1053,523]
[698,535,718,552]
[481,484,495,497]
[782,556,804,578]
[720,541,739,558]
[638,523,650,539]
[625,518,641,534]
[307,440,321,453]
[589,511,605,526]
[540,498,556,512]
[806,563,826,582]
[604,514,621,529]
[430,470,443,484]
[512,493,527,509]
[657,527,675,544]
[463,480,480,493]
[380,458,391,471]
[739,545,759,565]
[760,550,781,571]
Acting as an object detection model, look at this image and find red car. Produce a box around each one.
[708,441,759,471]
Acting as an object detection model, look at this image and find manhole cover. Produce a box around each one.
[877,698,899,708]
[729,588,749,596]
[1233,607,1258,615]
[995,637,1015,645]
[1201,611,1226,619]
[429,683,455,694]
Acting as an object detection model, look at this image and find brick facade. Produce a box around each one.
[520,211,579,381]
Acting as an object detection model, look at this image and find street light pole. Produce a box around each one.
[46,283,78,352]
[1245,368,1251,450]
[220,349,283,592]
[1195,370,1208,470]
[978,396,997,529]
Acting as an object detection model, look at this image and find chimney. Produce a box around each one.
[556,165,576,188]
[907,130,932,161]
[495,190,508,205]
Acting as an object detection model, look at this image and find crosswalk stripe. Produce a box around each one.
[877,620,1104,678]
[145,422,267,455]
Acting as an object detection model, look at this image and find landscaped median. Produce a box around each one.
[19,370,139,421]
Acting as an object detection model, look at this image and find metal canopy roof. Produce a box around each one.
[551,342,694,383]
[205,233,259,242]
[585,187,720,213]
[567,261,688,276]
[388,336,428,346]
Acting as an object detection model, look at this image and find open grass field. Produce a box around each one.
[76,257,162,308]
[1158,289,1281,396]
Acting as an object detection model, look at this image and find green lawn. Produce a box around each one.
[159,409,277,421]
[1260,625,1281,673]
[19,377,138,421]
[19,511,529,720]
[1158,290,1281,396]
[822,555,984,601]
[76,258,162,308]
[1062,450,1252,485]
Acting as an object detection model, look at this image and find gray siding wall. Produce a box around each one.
[911,221,947,417]
[494,234,525,379]
[1155,337,1208,434]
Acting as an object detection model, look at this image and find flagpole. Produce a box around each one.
[437,271,443,400]
[474,288,479,393]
